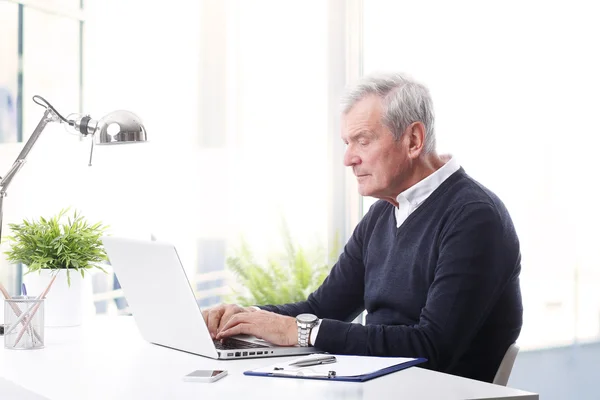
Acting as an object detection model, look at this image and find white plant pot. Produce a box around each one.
[22,269,90,327]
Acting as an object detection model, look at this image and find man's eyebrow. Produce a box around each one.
[346,131,374,141]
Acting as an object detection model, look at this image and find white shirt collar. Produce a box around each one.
[395,156,460,228]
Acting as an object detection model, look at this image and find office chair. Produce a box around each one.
[493,343,520,386]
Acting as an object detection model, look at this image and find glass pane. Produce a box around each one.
[81,0,332,313]
[223,0,330,303]
[234,0,329,231]
[45,0,82,11]
[22,7,80,139]
[0,1,19,143]
[363,0,600,350]
[0,2,20,323]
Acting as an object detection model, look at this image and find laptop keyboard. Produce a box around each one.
[213,337,268,350]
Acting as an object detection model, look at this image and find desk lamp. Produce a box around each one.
[0,95,147,243]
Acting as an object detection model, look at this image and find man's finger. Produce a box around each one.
[217,313,242,334]
[218,312,253,334]
[217,314,232,333]
[217,322,254,339]
[207,307,225,338]
[218,307,241,332]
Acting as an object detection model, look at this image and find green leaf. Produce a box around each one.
[3,208,110,281]
[225,219,339,307]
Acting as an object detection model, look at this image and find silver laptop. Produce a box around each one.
[101,236,318,360]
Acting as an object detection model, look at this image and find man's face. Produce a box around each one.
[342,95,410,200]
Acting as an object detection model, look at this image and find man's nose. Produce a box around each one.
[343,148,360,167]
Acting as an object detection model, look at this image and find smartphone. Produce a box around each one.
[182,370,228,383]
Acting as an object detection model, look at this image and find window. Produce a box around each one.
[363,0,600,350]
[0,1,82,301]
[22,7,80,139]
[0,1,18,144]
[81,0,354,314]
[1,0,357,319]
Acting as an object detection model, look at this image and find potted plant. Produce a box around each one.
[226,221,339,306]
[3,208,109,327]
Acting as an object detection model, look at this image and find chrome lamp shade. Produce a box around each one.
[95,110,148,145]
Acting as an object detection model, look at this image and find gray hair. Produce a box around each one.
[341,72,436,154]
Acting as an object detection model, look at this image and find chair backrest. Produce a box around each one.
[493,343,520,386]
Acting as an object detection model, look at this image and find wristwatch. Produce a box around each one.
[296,313,319,347]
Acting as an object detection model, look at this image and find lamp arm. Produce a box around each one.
[0,108,59,242]
[0,108,58,195]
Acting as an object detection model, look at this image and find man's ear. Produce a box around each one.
[404,122,425,159]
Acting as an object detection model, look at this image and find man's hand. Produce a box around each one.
[216,310,298,346]
[201,304,257,339]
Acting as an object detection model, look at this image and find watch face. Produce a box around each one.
[297,313,317,324]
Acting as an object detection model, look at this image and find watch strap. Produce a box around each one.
[298,324,311,347]
[297,317,318,347]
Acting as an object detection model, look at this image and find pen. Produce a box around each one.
[10,272,58,346]
[288,355,337,367]
[0,282,42,343]
[22,283,27,296]
[271,368,337,379]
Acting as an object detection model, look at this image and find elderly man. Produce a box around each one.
[203,72,523,383]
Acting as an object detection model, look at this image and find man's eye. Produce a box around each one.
[359,141,368,146]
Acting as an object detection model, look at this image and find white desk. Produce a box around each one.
[0,317,538,400]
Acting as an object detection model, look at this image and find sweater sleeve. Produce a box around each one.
[258,209,369,322]
[313,202,519,372]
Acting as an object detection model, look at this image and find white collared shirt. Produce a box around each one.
[395,156,460,228]
[309,156,460,346]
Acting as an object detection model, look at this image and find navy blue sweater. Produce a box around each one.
[261,168,523,383]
